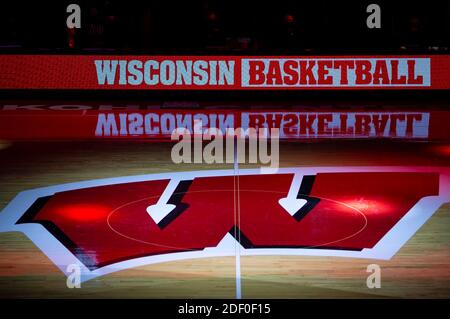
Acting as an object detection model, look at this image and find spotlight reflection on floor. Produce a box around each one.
[431,144,450,156]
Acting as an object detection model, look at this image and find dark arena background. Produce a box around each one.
[0,0,449,316]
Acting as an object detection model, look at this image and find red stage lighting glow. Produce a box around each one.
[285,14,294,23]
[431,144,450,156]
[343,198,392,216]
[207,12,217,22]
[57,203,110,221]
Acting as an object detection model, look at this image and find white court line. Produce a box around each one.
[234,139,242,299]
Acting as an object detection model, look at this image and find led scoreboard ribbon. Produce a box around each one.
[0,55,449,89]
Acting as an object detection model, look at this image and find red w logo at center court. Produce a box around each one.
[0,167,450,280]
[0,167,448,280]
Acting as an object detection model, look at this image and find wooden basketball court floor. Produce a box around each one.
[0,140,449,298]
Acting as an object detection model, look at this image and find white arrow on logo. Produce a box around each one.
[146,178,181,224]
[279,174,307,216]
